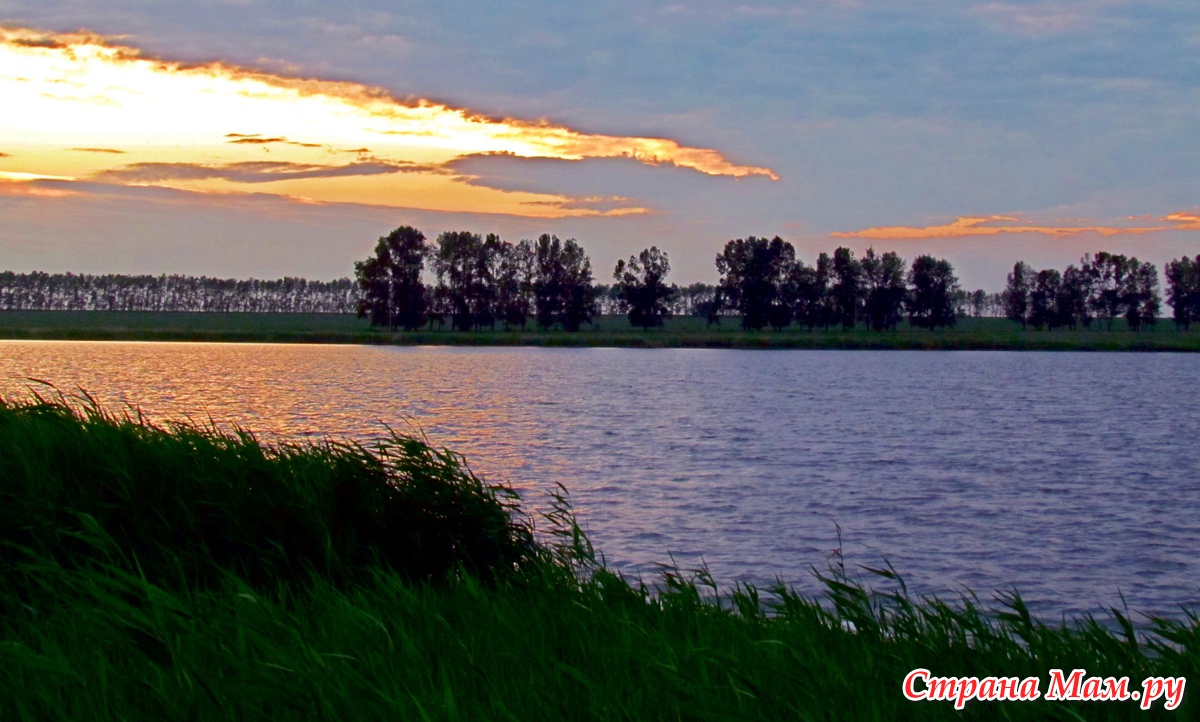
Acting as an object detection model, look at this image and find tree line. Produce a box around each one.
[0,271,357,313]
[1000,252,1187,331]
[355,227,597,331]
[354,227,970,332]
[3,230,1195,332]
[356,226,1200,333]
[594,282,720,319]
[710,238,962,330]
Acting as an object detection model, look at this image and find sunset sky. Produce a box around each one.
[1,1,1198,288]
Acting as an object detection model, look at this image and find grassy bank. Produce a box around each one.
[2,310,1199,350]
[1,397,1197,720]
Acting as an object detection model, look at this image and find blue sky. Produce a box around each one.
[1,0,1197,288]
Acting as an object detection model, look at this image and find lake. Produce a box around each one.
[3,340,1198,619]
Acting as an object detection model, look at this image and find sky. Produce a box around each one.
[0,1,1198,289]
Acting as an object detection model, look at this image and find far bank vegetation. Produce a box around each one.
[2,227,1198,333]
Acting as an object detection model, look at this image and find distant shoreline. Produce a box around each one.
[1,310,1197,351]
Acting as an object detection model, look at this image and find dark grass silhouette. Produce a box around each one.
[1,395,1197,719]
[0,392,534,595]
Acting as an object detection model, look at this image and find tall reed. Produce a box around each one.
[1,395,1196,719]
[0,392,535,597]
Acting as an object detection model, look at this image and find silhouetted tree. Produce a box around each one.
[433,231,480,330]
[769,246,799,331]
[715,236,795,330]
[813,252,835,329]
[496,239,536,330]
[1121,259,1160,331]
[1165,255,1200,330]
[1029,269,1062,330]
[560,240,597,332]
[829,247,863,329]
[788,261,819,330]
[951,289,972,318]
[534,234,595,331]
[614,246,676,329]
[906,255,960,329]
[969,289,987,318]
[700,288,724,327]
[534,235,566,329]
[1083,252,1132,329]
[671,282,718,318]
[430,231,507,330]
[1057,264,1092,330]
[425,287,449,330]
[860,248,906,331]
[1003,261,1034,329]
[355,226,428,330]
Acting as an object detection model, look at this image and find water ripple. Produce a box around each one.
[2,341,1199,619]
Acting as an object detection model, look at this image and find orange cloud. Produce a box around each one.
[1163,212,1200,230]
[0,171,76,182]
[94,160,433,184]
[0,179,78,198]
[831,213,1200,240]
[0,26,775,218]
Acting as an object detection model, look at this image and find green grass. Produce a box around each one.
[1,396,1197,720]
[0,310,375,344]
[2,311,1199,350]
[0,392,533,591]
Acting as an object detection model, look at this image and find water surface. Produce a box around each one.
[3,340,1198,619]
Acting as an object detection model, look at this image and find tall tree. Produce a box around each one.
[1165,255,1200,330]
[829,247,863,329]
[813,252,834,329]
[701,287,725,327]
[354,226,428,330]
[1084,252,1131,329]
[1056,264,1092,330]
[1029,269,1062,330]
[906,255,960,329]
[613,246,676,329]
[1003,261,1034,329]
[534,234,596,331]
[860,248,907,331]
[788,261,821,330]
[432,231,484,331]
[715,236,796,330]
[534,234,566,330]
[769,245,799,331]
[496,239,536,330]
[560,238,597,332]
[1121,259,1160,331]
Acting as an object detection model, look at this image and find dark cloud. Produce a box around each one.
[224,132,343,148]
[225,134,323,149]
[10,35,65,48]
[0,152,10,158]
[70,147,126,154]
[94,160,435,184]
[227,136,287,144]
